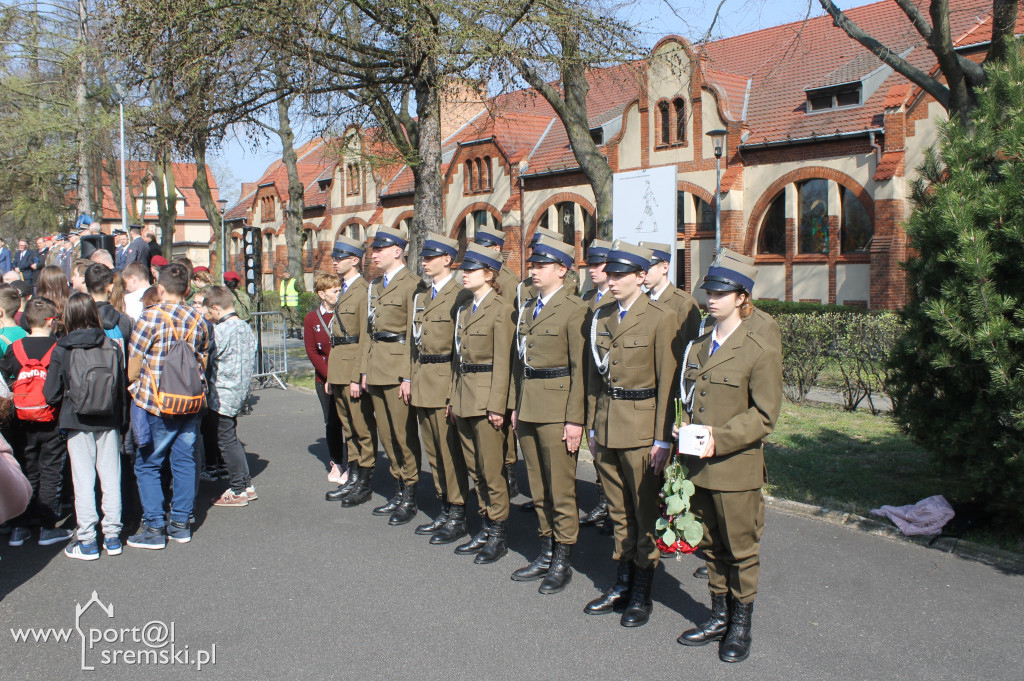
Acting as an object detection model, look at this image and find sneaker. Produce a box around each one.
[167,521,191,544]
[199,468,218,482]
[103,537,123,556]
[127,524,166,550]
[328,462,343,484]
[245,486,258,501]
[38,528,73,546]
[213,490,249,507]
[65,540,100,561]
[8,527,30,546]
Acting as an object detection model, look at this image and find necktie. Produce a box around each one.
[382,275,389,289]
[619,308,626,321]
[431,288,437,300]
[596,290,603,304]
[710,340,720,356]
[534,299,544,319]
[342,281,348,294]
[472,302,478,313]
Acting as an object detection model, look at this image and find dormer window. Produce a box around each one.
[590,127,604,145]
[806,83,862,113]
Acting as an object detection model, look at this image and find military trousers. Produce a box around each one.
[456,415,508,521]
[503,419,517,467]
[594,444,661,569]
[333,384,378,469]
[368,384,421,484]
[517,421,579,544]
[418,406,468,506]
[691,486,764,604]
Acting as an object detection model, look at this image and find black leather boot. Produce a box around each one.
[454,521,489,555]
[581,485,608,526]
[388,482,418,525]
[341,467,374,507]
[372,480,403,516]
[694,564,709,579]
[474,519,508,565]
[415,501,449,535]
[326,463,359,502]
[678,592,730,646]
[620,565,654,627]
[519,500,535,512]
[538,542,572,594]
[430,504,468,545]
[584,561,634,615]
[719,601,753,663]
[510,536,553,582]
[504,463,519,498]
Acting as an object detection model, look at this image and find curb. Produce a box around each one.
[766,496,1024,573]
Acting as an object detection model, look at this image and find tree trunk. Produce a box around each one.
[275,86,307,292]
[151,149,178,254]
[74,0,90,219]
[190,135,224,277]
[408,68,444,274]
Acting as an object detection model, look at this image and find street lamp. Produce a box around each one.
[518,159,529,280]
[113,84,128,236]
[706,128,727,258]
[217,198,229,276]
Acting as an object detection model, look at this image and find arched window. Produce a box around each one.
[556,202,576,247]
[798,179,829,254]
[757,191,786,255]
[673,98,686,143]
[482,156,492,190]
[465,161,474,193]
[658,101,670,145]
[840,187,872,253]
[475,159,483,191]
[676,191,686,233]
[304,229,315,269]
[693,195,715,233]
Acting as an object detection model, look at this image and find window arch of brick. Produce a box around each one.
[673,98,686,143]
[657,100,671,146]
[336,218,368,244]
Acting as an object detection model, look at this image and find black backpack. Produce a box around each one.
[150,309,206,415]
[66,339,121,416]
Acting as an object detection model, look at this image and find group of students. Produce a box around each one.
[305,224,782,664]
[0,250,257,562]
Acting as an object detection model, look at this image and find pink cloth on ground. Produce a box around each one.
[870,495,955,536]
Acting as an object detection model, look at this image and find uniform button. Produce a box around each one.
[700,391,706,397]
[528,343,533,348]
[633,340,639,345]
[613,343,618,348]
[612,360,618,365]
[723,377,729,383]
[612,378,618,383]
[702,375,708,381]
[559,384,564,388]
[698,407,704,413]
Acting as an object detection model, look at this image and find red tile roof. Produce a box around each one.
[873,151,904,181]
[99,162,218,222]
[225,138,334,220]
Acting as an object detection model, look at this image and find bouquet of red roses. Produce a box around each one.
[656,399,703,559]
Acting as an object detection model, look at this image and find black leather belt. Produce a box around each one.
[606,386,657,400]
[418,353,452,364]
[523,366,570,379]
[460,363,493,373]
[331,335,359,346]
[371,332,406,343]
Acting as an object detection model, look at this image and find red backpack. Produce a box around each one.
[11,341,57,423]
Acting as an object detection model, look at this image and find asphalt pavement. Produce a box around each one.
[1,386,1021,681]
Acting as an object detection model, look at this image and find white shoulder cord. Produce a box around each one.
[679,339,697,416]
[411,292,424,347]
[589,311,610,376]
[698,314,708,336]
[454,305,464,361]
[366,280,377,332]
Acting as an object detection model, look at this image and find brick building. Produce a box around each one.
[224,0,1022,308]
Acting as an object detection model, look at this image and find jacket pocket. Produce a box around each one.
[708,370,742,404]
[621,334,650,368]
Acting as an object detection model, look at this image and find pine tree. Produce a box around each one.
[890,40,1024,527]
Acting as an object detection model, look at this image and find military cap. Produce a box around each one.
[112,228,127,236]
[460,243,503,271]
[192,266,210,274]
[420,232,459,260]
[700,257,758,293]
[638,241,672,264]
[370,225,408,250]
[527,235,575,268]
[603,240,653,274]
[129,223,143,233]
[585,239,613,265]
[223,270,242,282]
[529,226,561,246]
[331,235,366,259]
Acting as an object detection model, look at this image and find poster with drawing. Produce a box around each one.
[612,166,678,282]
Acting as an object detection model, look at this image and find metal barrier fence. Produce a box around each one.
[251,311,288,390]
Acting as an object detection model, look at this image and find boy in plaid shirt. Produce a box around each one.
[126,263,210,549]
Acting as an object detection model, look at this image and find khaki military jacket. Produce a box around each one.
[511,285,587,425]
[681,321,783,491]
[363,266,418,386]
[409,277,471,409]
[327,275,369,385]
[586,295,679,449]
[650,284,702,345]
[497,265,519,304]
[448,290,515,418]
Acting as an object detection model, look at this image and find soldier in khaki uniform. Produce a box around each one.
[362,226,422,525]
[473,226,521,497]
[510,235,587,594]
[325,237,379,507]
[676,258,782,664]
[639,241,702,341]
[448,244,516,563]
[409,234,473,543]
[580,239,615,531]
[583,241,681,627]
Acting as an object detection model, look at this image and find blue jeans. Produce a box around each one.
[134,412,200,528]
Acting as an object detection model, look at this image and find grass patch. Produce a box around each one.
[285,373,317,391]
[765,402,1023,553]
